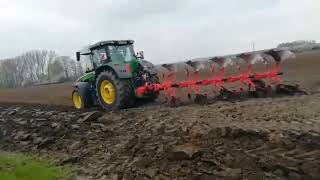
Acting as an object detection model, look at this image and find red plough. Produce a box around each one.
[137,48,304,105]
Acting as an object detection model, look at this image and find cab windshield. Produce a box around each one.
[108,45,135,62]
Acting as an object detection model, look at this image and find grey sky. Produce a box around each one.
[0,0,319,63]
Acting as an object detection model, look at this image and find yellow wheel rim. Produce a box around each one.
[100,80,116,104]
[73,91,82,109]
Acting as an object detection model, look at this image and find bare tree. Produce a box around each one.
[0,59,17,88]
[46,50,58,82]
[278,40,318,52]
[21,50,59,83]
[15,56,29,86]
[48,60,64,82]
[56,56,73,79]
[0,49,82,89]
[68,60,77,77]
[76,62,84,77]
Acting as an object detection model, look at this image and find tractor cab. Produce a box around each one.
[76,40,143,69]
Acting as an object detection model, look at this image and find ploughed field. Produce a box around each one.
[0,50,320,179]
[0,94,320,179]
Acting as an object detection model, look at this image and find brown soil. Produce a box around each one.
[1,94,320,179]
[0,82,74,106]
[0,50,320,179]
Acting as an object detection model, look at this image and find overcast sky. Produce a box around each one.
[0,0,319,64]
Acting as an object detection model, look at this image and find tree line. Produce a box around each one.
[277,40,320,52]
[0,50,84,89]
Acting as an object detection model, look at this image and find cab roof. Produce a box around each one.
[79,40,134,55]
[89,40,134,50]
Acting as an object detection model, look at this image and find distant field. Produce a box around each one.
[0,50,319,106]
[0,82,74,106]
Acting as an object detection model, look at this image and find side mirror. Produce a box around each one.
[76,52,81,61]
[137,51,144,59]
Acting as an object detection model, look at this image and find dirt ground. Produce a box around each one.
[0,94,320,179]
[0,50,320,180]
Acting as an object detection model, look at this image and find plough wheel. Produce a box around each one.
[276,84,307,95]
[250,80,268,98]
[194,94,208,105]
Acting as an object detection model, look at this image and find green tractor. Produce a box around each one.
[72,40,159,110]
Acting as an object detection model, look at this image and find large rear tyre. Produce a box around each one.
[96,70,134,110]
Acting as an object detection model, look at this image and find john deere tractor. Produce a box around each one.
[72,40,159,110]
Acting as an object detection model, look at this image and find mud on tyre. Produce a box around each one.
[72,87,93,110]
[96,70,134,110]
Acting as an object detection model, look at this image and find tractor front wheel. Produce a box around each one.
[72,88,85,110]
[96,70,134,110]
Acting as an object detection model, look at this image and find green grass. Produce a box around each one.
[0,153,74,180]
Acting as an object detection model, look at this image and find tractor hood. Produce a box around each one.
[76,71,95,83]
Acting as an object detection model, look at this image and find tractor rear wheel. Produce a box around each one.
[96,70,134,110]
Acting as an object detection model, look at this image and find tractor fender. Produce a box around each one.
[73,81,95,105]
[96,64,132,79]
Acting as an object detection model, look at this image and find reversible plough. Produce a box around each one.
[137,48,305,105]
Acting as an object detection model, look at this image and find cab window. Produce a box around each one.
[92,48,107,67]
[108,45,135,62]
